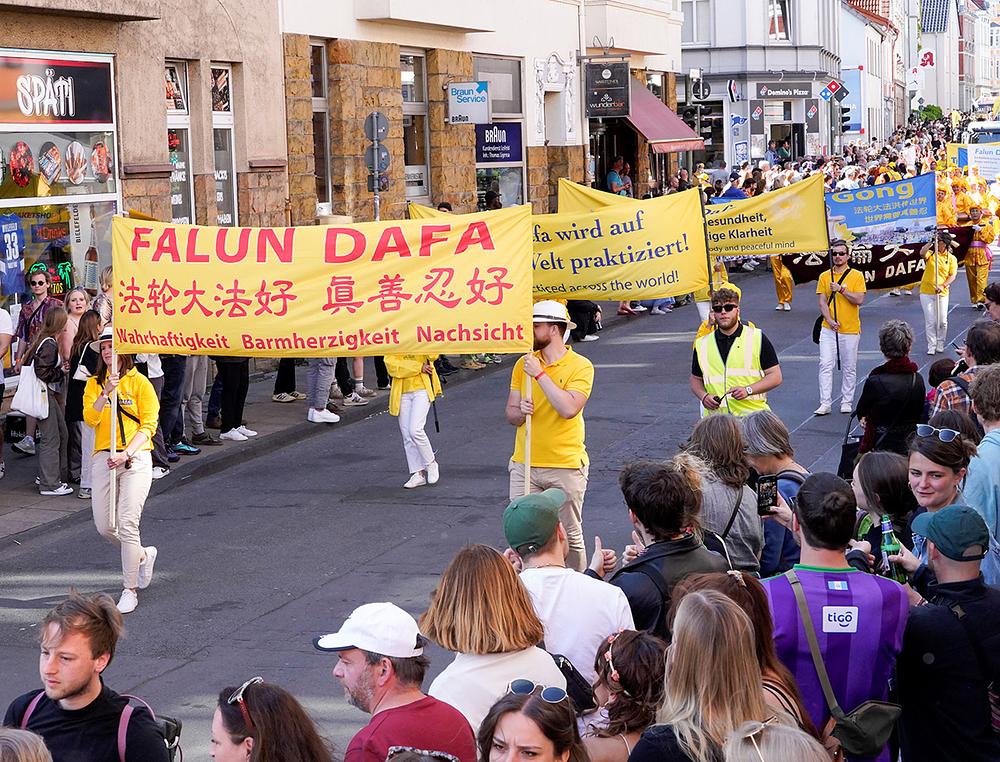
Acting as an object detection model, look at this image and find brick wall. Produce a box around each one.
[426,49,477,213]
[237,170,288,227]
[327,39,406,221]
[284,33,318,226]
[121,177,171,221]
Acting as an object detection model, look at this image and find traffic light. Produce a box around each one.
[681,106,699,132]
[698,104,718,143]
[839,104,851,133]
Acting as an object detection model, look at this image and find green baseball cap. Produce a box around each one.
[911,505,990,562]
[503,488,566,555]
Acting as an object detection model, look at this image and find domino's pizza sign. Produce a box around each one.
[807,104,818,119]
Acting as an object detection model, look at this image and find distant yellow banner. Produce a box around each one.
[557,174,828,259]
[111,209,534,357]
[412,191,709,300]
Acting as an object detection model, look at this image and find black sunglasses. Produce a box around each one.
[712,303,738,313]
[30,280,47,286]
[916,424,960,442]
[508,679,568,704]
[228,676,263,731]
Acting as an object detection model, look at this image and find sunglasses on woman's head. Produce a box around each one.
[507,679,567,704]
[228,676,263,731]
[916,424,960,442]
[712,303,738,314]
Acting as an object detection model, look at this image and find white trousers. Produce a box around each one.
[919,293,949,352]
[398,390,434,474]
[91,451,153,590]
[80,423,96,489]
[818,327,861,407]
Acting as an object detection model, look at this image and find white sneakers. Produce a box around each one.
[308,408,341,424]
[814,404,832,416]
[840,403,853,414]
[405,462,440,488]
[151,466,170,479]
[137,546,157,589]
[40,483,73,496]
[220,429,248,441]
[13,435,36,455]
[403,472,427,489]
[236,425,257,437]
[117,589,138,614]
[774,302,791,311]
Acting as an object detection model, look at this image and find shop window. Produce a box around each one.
[768,0,790,41]
[0,52,119,357]
[473,57,522,115]
[475,121,524,209]
[763,101,793,121]
[211,64,237,226]
[401,52,429,200]
[311,43,331,207]
[166,61,194,224]
[646,72,665,101]
[681,0,710,44]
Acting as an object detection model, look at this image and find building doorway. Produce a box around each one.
[590,118,637,193]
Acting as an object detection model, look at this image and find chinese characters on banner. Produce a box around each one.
[111,207,534,357]
[412,191,710,300]
[825,173,937,246]
[557,175,828,261]
[782,226,974,289]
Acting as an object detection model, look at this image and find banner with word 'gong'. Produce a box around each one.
[412,190,709,300]
[557,175,828,260]
[111,208,534,357]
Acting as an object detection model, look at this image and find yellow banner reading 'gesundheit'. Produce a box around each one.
[410,190,709,300]
[111,207,534,357]
[557,174,828,260]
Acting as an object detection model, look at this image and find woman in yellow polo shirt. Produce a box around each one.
[82,328,160,614]
[385,354,443,489]
[919,234,959,355]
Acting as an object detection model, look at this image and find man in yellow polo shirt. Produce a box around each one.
[919,231,959,355]
[506,300,594,571]
[815,240,866,415]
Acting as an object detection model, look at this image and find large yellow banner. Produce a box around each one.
[411,191,709,300]
[111,208,534,357]
[557,175,828,259]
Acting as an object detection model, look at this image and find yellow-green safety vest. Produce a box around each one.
[694,325,770,417]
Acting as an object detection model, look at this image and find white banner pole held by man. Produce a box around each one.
[523,371,532,497]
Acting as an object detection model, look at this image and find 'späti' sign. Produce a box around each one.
[111,208,534,357]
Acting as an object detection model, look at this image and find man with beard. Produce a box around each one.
[315,602,474,762]
[4,592,168,761]
[690,286,782,417]
[505,301,595,571]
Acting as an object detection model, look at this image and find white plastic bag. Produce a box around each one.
[11,362,49,419]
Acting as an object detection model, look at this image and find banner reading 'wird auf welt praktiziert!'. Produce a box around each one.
[825,173,937,246]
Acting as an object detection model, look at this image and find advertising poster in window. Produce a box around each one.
[214,128,236,226]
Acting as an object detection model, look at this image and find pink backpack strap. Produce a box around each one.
[117,704,134,762]
[19,691,46,728]
[116,694,156,762]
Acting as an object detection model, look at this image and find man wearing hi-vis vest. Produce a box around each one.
[690,286,782,417]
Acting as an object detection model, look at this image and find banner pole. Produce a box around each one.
[522,370,532,497]
[825,216,842,372]
[699,192,715,299]
[109,345,118,534]
[933,229,941,339]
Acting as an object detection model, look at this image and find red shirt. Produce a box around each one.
[345,696,476,762]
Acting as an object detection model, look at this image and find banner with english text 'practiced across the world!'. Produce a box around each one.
[557,174,829,261]
[412,190,710,300]
[110,208,534,357]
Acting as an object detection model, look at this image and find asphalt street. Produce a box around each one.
[1,263,995,758]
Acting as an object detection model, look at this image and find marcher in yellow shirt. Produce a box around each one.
[935,182,957,227]
[694,259,730,322]
[81,329,160,615]
[505,300,594,571]
[966,201,996,307]
[815,240,866,415]
[918,233,959,354]
[384,354,442,489]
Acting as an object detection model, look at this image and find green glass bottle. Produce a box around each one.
[880,514,907,584]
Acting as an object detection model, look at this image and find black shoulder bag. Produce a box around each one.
[813,269,850,344]
[786,570,901,756]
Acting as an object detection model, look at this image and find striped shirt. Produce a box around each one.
[763,565,908,762]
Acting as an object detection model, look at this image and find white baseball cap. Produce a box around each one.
[313,602,424,658]
[532,300,576,330]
